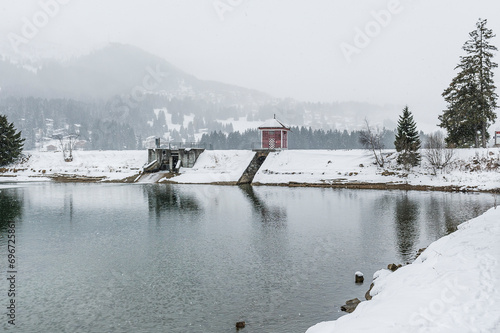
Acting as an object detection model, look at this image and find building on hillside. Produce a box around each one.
[46,144,57,152]
[258,116,291,149]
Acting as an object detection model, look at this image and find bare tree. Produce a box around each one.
[55,134,79,162]
[359,119,386,167]
[424,132,455,174]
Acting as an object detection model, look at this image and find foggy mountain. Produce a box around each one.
[0,43,272,105]
[0,43,400,150]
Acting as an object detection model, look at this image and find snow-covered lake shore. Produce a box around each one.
[306,205,500,333]
[251,149,500,192]
[1,149,500,192]
[1,149,499,332]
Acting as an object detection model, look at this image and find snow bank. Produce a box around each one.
[168,150,255,183]
[306,206,500,333]
[253,149,500,191]
[253,150,374,184]
[0,150,146,182]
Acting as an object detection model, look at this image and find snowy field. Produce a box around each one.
[306,206,500,333]
[0,150,146,182]
[252,148,500,192]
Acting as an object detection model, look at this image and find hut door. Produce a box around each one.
[269,138,275,149]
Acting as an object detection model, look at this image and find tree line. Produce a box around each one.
[199,127,396,150]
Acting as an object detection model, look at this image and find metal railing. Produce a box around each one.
[156,142,207,149]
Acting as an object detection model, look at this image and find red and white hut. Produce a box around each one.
[258,116,291,149]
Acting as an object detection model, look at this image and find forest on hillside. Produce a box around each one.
[0,95,400,150]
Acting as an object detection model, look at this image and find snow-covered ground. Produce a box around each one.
[306,206,500,333]
[253,149,500,192]
[1,149,500,191]
[167,150,255,183]
[0,150,146,182]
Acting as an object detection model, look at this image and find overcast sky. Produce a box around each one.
[1,0,500,131]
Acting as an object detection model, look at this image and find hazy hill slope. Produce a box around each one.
[0,43,272,104]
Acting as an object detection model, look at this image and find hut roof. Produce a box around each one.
[258,118,290,130]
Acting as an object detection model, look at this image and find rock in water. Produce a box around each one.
[387,263,399,272]
[341,298,361,313]
[355,271,364,284]
[236,321,245,329]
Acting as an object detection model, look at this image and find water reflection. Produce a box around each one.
[143,184,201,219]
[394,193,420,262]
[239,184,287,228]
[0,188,23,231]
[6,184,498,333]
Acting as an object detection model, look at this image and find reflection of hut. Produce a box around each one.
[258,116,291,149]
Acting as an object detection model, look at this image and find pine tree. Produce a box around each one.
[0,114,25,166]
[439,18,498,148]
[394,106,421,168]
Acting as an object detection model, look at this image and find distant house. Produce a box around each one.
[46,145,57,152]
[74,140,88,150]
[258,117,291,149]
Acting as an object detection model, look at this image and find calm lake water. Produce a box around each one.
[0,183,498,333]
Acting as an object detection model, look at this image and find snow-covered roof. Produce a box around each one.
[258,118,290,130]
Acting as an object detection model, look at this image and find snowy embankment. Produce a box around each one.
[168,150,255,184]
[1,149,500,190]
[0,150,145,182]
[252,149,500,192]
[306,206,500,333]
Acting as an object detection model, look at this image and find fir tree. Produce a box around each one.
[0,114,25,166]
[439,18,498,148]
[394,106,421,168]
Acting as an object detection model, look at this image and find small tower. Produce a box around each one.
[258,115,291,149]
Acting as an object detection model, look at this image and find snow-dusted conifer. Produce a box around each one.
[394,106,421,168]
[0,114,25,166]
[439,18,498,148]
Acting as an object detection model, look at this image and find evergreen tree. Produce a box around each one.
[439,18,498,148]
[0,115,25,166]
[394,106,421,168]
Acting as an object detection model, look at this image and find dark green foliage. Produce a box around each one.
[200,126,396,150]
[0,190,23,230]
[395,106,421,167]
[439,18,498,148]
[91,120,137,150]
[0,114,25,166]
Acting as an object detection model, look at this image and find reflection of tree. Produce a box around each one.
[0,189,23,231]
[143,184,200,219]
[394,193,420,261]
[443,202,457,235]
[239,185,287,228]
[424,193,445,237]
[426,194,494,238]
